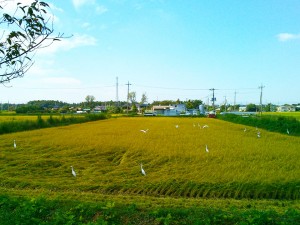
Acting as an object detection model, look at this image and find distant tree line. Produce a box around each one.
[1,98,299,114]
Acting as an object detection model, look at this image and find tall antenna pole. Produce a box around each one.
[259,84,265,116]
[126,81,131,114]
[116,77,119,107]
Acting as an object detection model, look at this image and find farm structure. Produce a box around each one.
[152,104,186,116]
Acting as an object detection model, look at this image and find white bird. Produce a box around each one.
[13,140,16,149]
[203,125,209,128]
[71,166,76,177]
[175,125,179,128]
[140,129,149,133]
[140,163,146,176]
[244,128,247,132]
[257,131,261,138]
[205,145,209,153]
[287,129,290,135]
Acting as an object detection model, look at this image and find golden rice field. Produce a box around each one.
[0,117,299,202]
[0,114,79,122]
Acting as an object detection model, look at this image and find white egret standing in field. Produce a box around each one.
[257,131,261,138]
[244,128,247,132]
[140,163,146,176]
[205,145,209,153]
[13,140,16,149]
[71,166,76,177]
[140,129,149,133]
[287,129,290,135]
[203,125,209,128]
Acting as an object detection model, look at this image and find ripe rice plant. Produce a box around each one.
[0,117,299,201]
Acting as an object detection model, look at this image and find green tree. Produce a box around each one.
[140,92,148,104]
[246,103,257,112]
[128,91,136,103]
[0,0,64,84]
[185,100,194,109]
[184,99,203,109]
[85,95,95,108]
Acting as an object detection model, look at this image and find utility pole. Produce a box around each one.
[209,88,217,111]
[126,81,131,114]
[116,77,119,107]
[259,84,265,116]
[223,96,227,112]
[234,91,237,111]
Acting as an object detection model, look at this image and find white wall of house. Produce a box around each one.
[239,106,247,112]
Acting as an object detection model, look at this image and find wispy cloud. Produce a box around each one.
[96,5,108,14]
[41,77,82,86]
[38,34,97,55]
[277,33,300,42]
[72,0,95,9]
[72,0,107,14]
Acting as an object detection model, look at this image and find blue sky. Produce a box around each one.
[1,0,300,105]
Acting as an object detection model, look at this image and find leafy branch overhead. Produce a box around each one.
[0,0,65,84]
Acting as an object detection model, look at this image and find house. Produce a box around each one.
[152,105,179,116]
[94,105,106,112]
[174,104,186,113]
[239,106,247,112]
[277,105,296,112]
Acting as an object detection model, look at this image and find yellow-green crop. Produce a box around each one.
[0,117,299,200]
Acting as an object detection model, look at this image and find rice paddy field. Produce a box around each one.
[263,111,300,121]
[0,117,299,223]
[0,114,80,122]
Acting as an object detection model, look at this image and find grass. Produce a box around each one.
[1,194,299,225]
[218,113,300,136]
[0,117,299,223]
[263,112,300,121]
[0,113,108,134]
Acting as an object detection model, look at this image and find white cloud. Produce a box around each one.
[72,0,107,15]
[277,33,300,42]
[72,0,95,9]
[41,77,82,86]
[37,34,97,55]
[96,5,108,14]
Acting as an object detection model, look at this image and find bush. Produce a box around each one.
[0,195,299,225]
[0,113,109,135]
[218,114,300,136]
